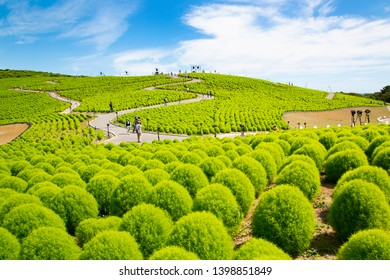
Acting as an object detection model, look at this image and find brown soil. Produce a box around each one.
[0,123,29,145]
[283,106,389,129]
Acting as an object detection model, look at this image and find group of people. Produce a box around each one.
[125,116,142,143]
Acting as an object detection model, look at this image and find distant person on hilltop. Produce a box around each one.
[133,116,140,133]
[109,101,113,112]
[125,119,131,134]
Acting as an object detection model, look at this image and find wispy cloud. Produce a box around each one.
[113,0,390,92]
[0,0,138,50]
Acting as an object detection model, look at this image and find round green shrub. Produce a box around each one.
[325,141,363,160]
[129,156,147,169]
[233,237,292,260]
[164,161,182,174]
[31,185,61,207]
[248,150,277,183]
[34,162,56,175]
[80,164,102,183]
[293,143,327,171]
[212,168,255,214]
[170,164,208,198]
[0,193,42,224]
[232,156,267,196]
[152,150,178,164]
[143,168,170,185]
[141,159,165,171]
[225,149,240,161]
[318,132,337,150]
[289,138,317,154]
[120,203,173,258]
[179,152,203,165]
[109,175,153,217]
[337,229,390,260]
[329,179,390,241]
[27,172,53,190]
[198,157,225,181]
[149,246,199,260]
[324,149,368,184]
[0,227,20,260]
[50,185,99,235]
[193,183,242,235]
[252,185,316,256]
[86,174,119,216]
[372,141,390,162]
[0,188,17,205]
[275,139,291,156]
[216,155,232,167]
[366,136,390,160]
[358,128,382,142]
[149,180,193,221]
[0,176,28,193]
[80,230,143,260]
[372,147,390,173]
[255,142,285,169]
[336,166,390,204]
[75,216,122,246]
[10,160,32,176]
[167,211,234,260]
[276,161,320,200]
[51,173,86,188]
[2,204,65,240]
[116,165,143,178]
[20,227,81,260]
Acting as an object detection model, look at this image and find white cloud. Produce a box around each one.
[112,0,390,92]
[0,0,137,50]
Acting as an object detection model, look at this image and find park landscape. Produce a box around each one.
[1,69,390,261]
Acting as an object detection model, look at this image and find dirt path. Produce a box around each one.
[0,123,30,145]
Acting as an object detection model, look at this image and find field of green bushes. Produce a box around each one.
[1,70,390,260]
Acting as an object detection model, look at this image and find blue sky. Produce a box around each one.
[0,0,389,93]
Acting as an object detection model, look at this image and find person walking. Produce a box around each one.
[125,119,131,134]
[135,121,142,143]
[133,116,140,133]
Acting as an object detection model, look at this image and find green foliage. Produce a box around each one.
[324,149,368,183]
[0,227,20,260]
[152,150,178,164]
[75,216,122,246]
[329,180,390,241]
[212,168,255,214]
[149,246,199,260]
[51,172,86,188]
[80,230,143,260]
[141,159,165,171]
[86,174,119,216]
[198,157,226,181]
[149,180,193,221]
[120,204,173,258]
[50,185,98,235]
[255,142,285,169]
[337,229,390,260]
[366,136,390,160]
[325,141,363,160]
[143,168,170,186]
[293,143,327,171]
[167,211,234,260]
[2,204,65,240]
[80,164,102,183]
[318,132,337,150]
[336,166,390,204]
[20,227,81,260]
[276,161,320,200]
[0,176,28,192]
[248,150,277,183]
[179,152,203,165]
[233,238,292,260]
[372,147,390,173]
[0,193,42,224]
[170,164,208,197]
[193,183,242,235]
[109,175,153,216]
[232,156,267,196]
[252,185,316,256]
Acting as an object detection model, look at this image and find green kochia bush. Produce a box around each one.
[152,150,178,164]
[50,185,99,235]
[248,150,277,183]
[20,227,81,260]
[0,193,42,224]
[167,211,234,260]
[75,216,122,247]
[337,229,390,260]
[252,185,316,256]
[109,175,153,217]
[193,183,242,235]
[329,180,390,241]
[143,168,170,186]
[212,169,255,214]
[51,172,86,188]
[149,180,193,221]
[324,149,368,183]
[120,204,173,258]
[80,164,102,183]
[232,156,267,196]
[233,238,292,260]
[293,143,327,171]
[80,230,143,260]
[275,161,320,200]
[86,174,119,216]
[0,176,28,192]
[149,246,199,260]
[372,147,390,173]
[198,158,225,181]
[170,164,208,197]
[336,166,390,204]
[2,204,66,240]
[0,227,20,260]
